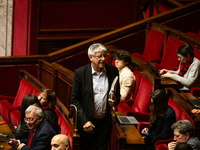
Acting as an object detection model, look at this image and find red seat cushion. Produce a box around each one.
[0,100,19,122]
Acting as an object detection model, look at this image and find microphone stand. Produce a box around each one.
[69,104,79,137]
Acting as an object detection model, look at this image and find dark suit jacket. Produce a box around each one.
[21,120,56,150]
[72,63,120,129]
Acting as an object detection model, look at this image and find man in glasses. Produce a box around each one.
[9,104,56,150]
[72,43,120,150]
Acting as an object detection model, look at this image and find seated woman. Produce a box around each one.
[160,44,200,92]
[141,89,176,150]
[38,89,58,123]
[112,50,135,101]
[14,93,60,140]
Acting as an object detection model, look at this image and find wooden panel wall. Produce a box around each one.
[12,0,141,56]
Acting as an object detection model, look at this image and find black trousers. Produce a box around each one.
[80,116,111,150]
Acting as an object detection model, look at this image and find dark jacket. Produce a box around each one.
[147,106,176,143]
[21,120,56,150]
[71,63,120,129]
[14,112,60,140]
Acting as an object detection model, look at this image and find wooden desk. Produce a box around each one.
[131,55,177,90]
[110,112,145,150]
[0,117,15,150]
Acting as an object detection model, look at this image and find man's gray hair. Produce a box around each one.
[88,43,107,57]
[25,103,43,117]
[171,120,194,137]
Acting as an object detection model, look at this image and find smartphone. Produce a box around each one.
[140,132,150,136]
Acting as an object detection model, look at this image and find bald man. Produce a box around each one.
[51,134,70,150]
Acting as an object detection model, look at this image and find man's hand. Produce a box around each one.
[168,141,177,150]
[17,143,25,150]
[191,109,200,114]
[108,99,115,107]
[83,121,95,134]
[8,138,19,148]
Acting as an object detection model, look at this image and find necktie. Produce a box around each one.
[28,130,34,147]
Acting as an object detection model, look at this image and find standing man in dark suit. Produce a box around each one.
[72,43,120,150]
[9,104,56,150]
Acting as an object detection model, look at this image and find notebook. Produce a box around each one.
[147,61,166,80]
[117,116,139,125]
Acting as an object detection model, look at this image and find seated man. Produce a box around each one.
[51,134,70,150]
[9,104,56,150]
[168,120,200,150]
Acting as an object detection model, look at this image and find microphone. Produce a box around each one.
[69,104,79,136]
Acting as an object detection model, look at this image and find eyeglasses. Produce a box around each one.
[24,117,38,123]
[92,54,108,59]
[177,55,183,59]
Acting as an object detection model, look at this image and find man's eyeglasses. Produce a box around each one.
[24,117,38,123]
[177,55,183,59]
[92,54,108,59]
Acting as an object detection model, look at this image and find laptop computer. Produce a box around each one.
[117,116,139,125]
[188,99,200,108]
[178,89,200,108]
[147,61,166,80]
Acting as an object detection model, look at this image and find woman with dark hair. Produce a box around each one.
[38,89,58,123]
[14,93,60,140]
[112,50,135,100]
[141,89,176,150]
[160,44,200,92]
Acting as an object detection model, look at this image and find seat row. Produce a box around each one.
[0,70,73,150]
[132,22,200,71]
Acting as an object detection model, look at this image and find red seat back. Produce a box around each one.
[55,108,73,150]
[160,36,184,70]
[143,29,164,62]
[13,79,40,108]
[131,76,152,113]
[132,71,142,101]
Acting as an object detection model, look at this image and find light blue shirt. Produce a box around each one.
[91,65,108,119]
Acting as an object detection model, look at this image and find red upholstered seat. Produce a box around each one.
[0,78,40,123]
[116,76,152,122]
[154,36,184,70]
[155,141,171,150]
[115,70,142,110]
[132,29,164,64]
[145,1,171,18]
[55,108,73,150]
[187,32,200,40]
[10,110,21,127]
